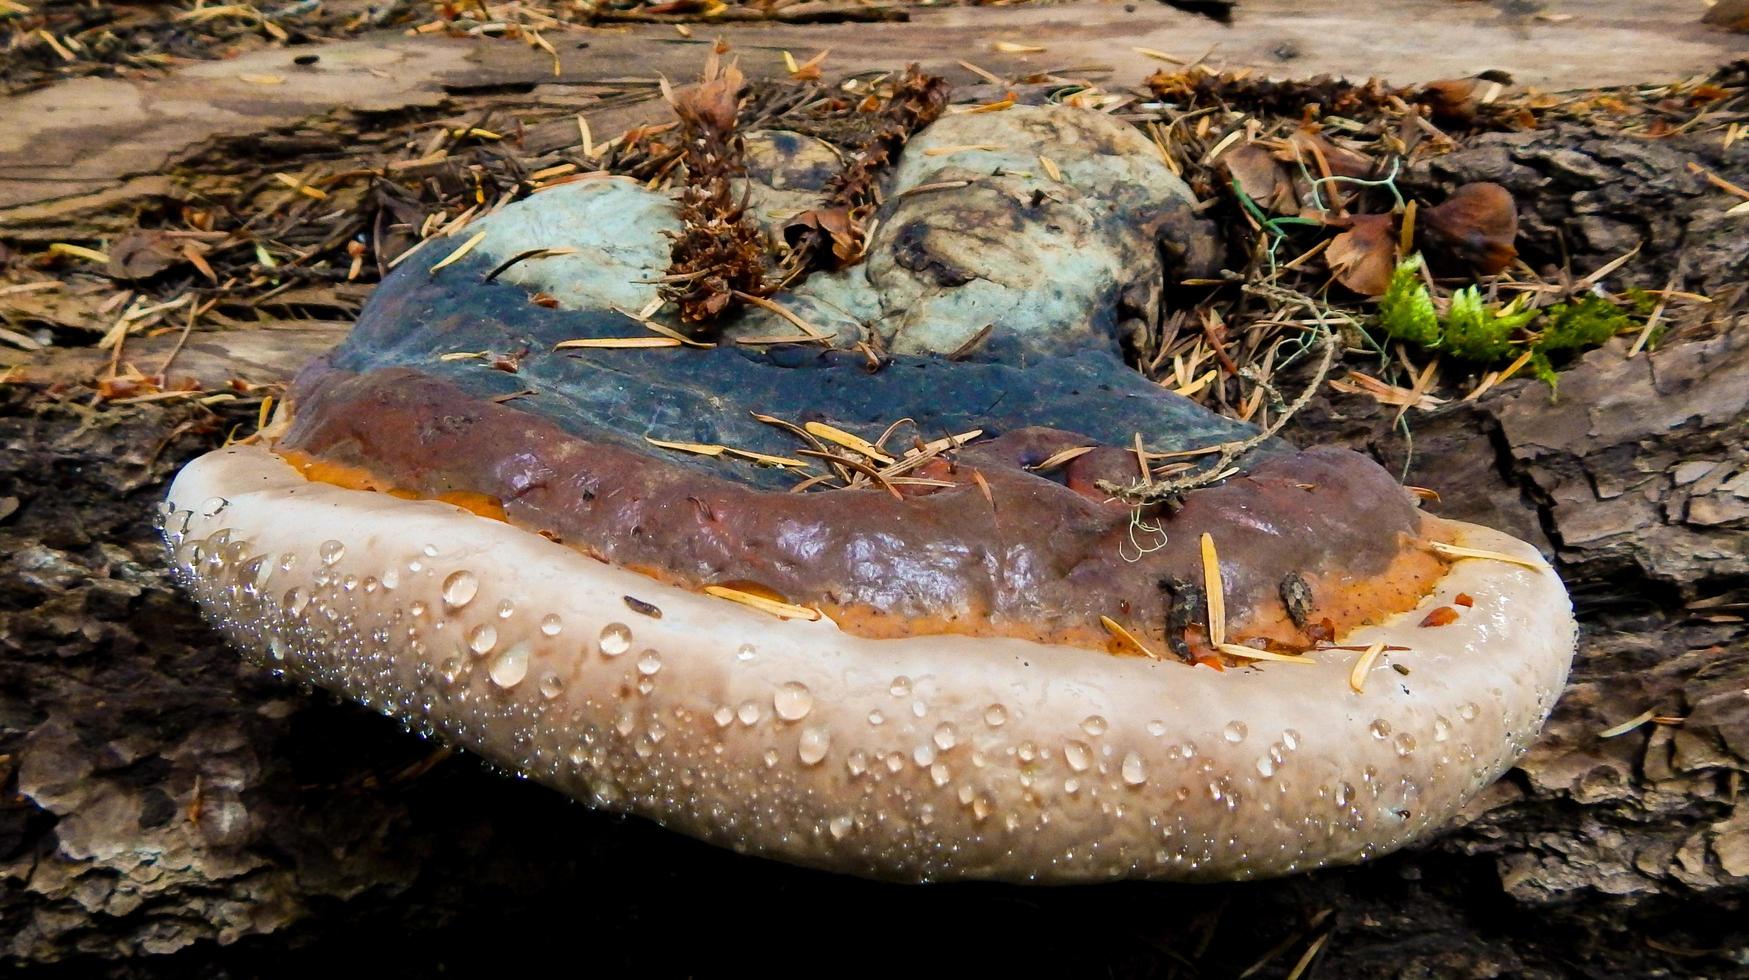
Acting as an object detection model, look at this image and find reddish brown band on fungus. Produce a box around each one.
[277,367,1453,657]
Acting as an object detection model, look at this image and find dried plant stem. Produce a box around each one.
[663,52,769,325]
[1097,293,1336,506]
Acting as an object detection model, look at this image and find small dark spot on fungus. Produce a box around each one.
[1454,592,1474,607]
[624,595,663,619]
[1158,576,1205,663]
[1279,572,1315,629]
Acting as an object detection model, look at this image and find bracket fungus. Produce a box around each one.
[163,102,1575,883]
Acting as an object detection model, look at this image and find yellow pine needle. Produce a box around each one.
[272,173,328,199]
[1348,641,1388,693]
[645,436,725,457]
[909,429,984,457]
[1200,532,1225,647]
[1597,709,1657,739]
[704,585,822,621]
[48,243,109,264]
[1218,643,1316,664]
[1131,46,1184,63]
[922,143,1003,157]
[429,230,487,274]
[1428,541,1545,570]
[553,336,681,350]
[1173,369,1218,398]
[804,421,895,464]
[612,308,714,348]
[723,447,810,468]
[1101,615,1162,659]
[1027,445,1096,472]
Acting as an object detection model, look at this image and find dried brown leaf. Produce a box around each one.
[783,208,861,266]
[1281,128,1375,179]
[1419,78,1480,123]
[1703,0,1749,31]
[1325,212,1397,296]
[1419,182,1518,275]
[105,230,185,281]
[1221,143,1294,212]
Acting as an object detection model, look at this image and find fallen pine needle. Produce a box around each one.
[1201,532,1226,647]
[272,173,328,200]
[1466,348,1536,402]
[1686,161,1749,201]
[971,468,993,506]
[922,143,1002,157]
[957,60,1005,85]
[1132,46,1185,63]
[967,94,1016,114]
[1218,643,1315,664]
[1101,615,1162,659]
[1628,272,1679,358]
[554,336,682,350]
[732,291,831,341]
[1576,244,1641,290]
[1173,369,1218,398]
[1429,541,1545,570]
[723,447,810,468]
[1028,445,1096,472]
[804,421,895,464]
[1348,641,1388,693]
[429,230,488,274]
[704,585,822,621]
[1597,709,1656,739]
[645,436,725,457]
[907,429,984,457]
[49,243,109,264]
[614,307,714,348]
[484,246,578,282]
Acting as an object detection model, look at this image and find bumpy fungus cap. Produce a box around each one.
[164,104,1575,883]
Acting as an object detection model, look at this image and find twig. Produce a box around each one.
[1097,290,1337,505]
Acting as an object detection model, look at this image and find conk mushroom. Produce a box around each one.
[163,102,1575,883]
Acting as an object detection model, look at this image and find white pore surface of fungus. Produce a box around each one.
[164,445,1574,883]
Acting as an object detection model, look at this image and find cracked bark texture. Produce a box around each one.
[5,123,1749,980]
[1406,117,1749,304]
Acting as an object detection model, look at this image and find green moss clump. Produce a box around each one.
[1370,254,1640,394]
[1526,294,1636,388]
[1378,257,1439,346]
[1537,294,1633,355]
[1442,286,1536,362]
